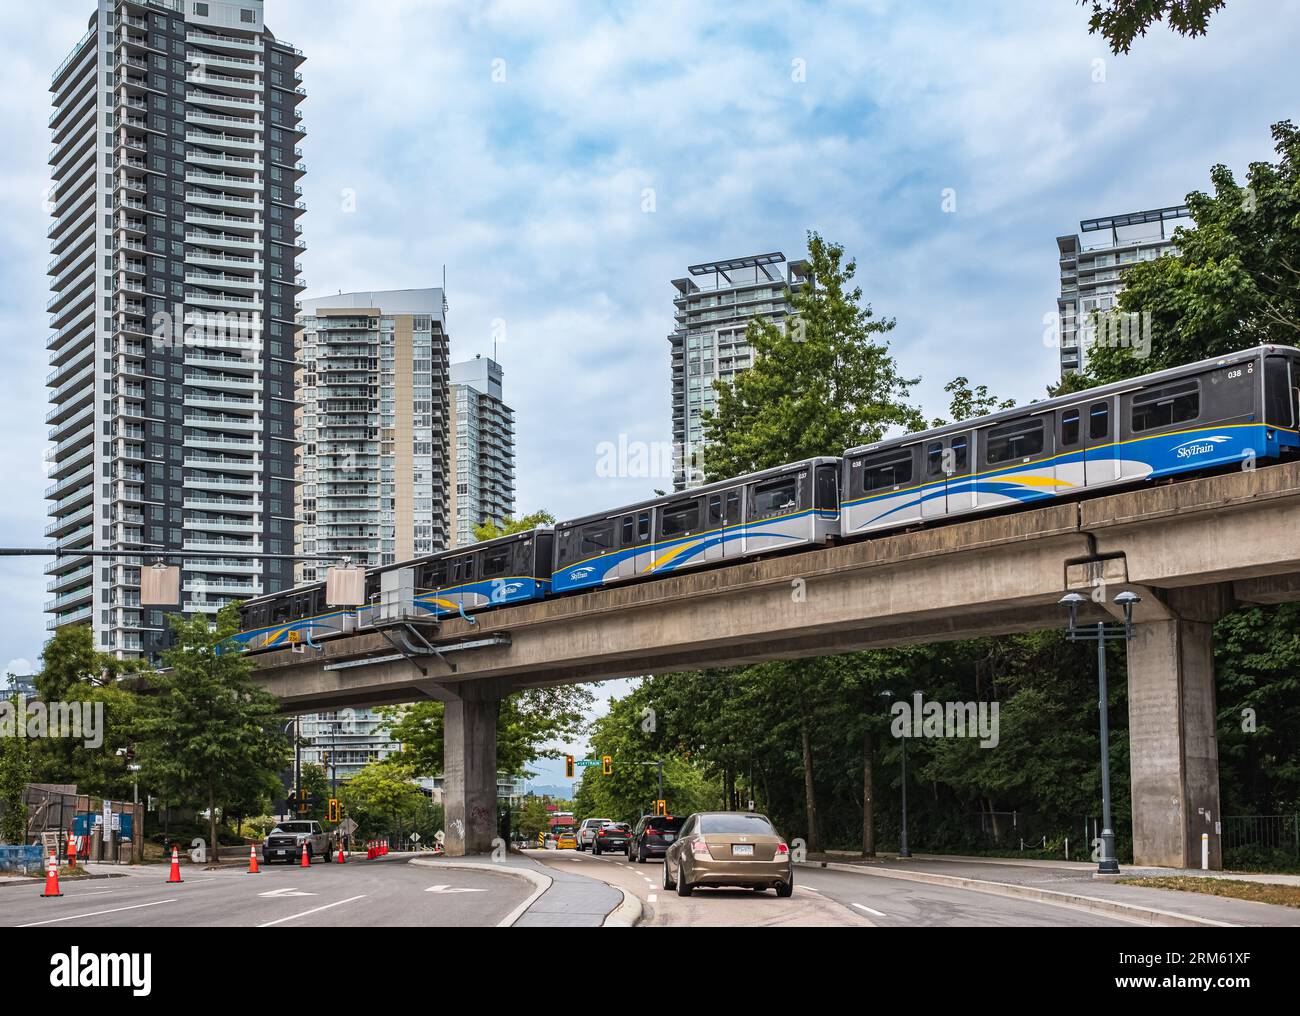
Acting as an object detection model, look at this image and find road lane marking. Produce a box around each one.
[647,893,657,903]
[258,887,316,898]
[425,885,488,893]
[801,885,820,892]
[853,903,887,918]
[17,899,176,927]
[257,894,366,927]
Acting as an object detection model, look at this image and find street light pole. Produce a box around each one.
[899,732,911,859]
[1060,590,1140,876]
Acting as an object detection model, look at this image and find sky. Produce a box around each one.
[1,0,1296,787]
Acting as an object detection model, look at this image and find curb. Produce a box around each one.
[798,860,1238,928]
[603,886,643,927]
[409,857,552,927]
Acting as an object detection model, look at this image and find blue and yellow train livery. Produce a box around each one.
[235,345,1300,651]
[552,457,841,594]
[842,345,1300,535]
[232,583,358,652]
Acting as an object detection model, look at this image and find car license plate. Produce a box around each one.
[733,844,754,856]
[663,834,675,841]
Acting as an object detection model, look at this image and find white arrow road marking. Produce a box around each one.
[853,902,887,918]
[257,894,366,927]
[17,899,176,928]
[425,884,488,893]
[258,887,316,898]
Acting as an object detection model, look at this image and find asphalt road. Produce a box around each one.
[2,853,532,928]
[527,847,873,927]
[528,847,1140,927]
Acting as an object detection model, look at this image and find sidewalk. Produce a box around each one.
[805,852,1300,926]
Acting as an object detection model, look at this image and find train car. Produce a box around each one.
[842,344,1300,536]
[232,581,358,652]
[360,527,555,623]
[552,456,842,594]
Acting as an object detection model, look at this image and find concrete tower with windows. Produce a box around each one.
[45,0,306,656]
[668,252,809,490]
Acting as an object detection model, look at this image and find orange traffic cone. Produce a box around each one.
[66,830,77,867]
[247,844,260,874]
[41,849,63,898]
[300,841,310,867]
[167,844,183,884]
[381,841,388,856]
[337,842,345,864]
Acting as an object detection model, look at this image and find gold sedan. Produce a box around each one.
[663,812,793,897]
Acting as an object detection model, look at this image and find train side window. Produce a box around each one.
[926,442,944,478]
[952,436,969,472]
[862,450,913,492]
[985,419,1044,464]
[580,521,616,555]
[661,500,700,536]
[708,495,723,524]
[621,516,635,546]
[424,560,447,587]
[557,528,575,564]
[482,546,510,578]
[815,465,839,508]
[638,511,651,540]
[753,476,798,515]
[1089,402,1109,440]
[1061,409,1080,446]
[725,490,740,523]
[1132,380,1199,432]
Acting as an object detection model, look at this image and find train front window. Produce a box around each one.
[1132,381,1199,432]
[986,419,1045,464]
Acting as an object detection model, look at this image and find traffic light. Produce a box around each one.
[565,755,574,778]
[654,799,667,816]
[601,755,612,776]
[327,798,341,823]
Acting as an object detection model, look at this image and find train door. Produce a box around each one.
[619,510,652,578]
[723,487,743,559]
[704,493,727,564]
[1056,406,1085,489]
[1083,397,1118,486]
[946,433,975,513]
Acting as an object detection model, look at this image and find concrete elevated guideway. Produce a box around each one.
[253,461,1300,865]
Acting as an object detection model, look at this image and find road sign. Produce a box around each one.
[410,832,421,842]
[575,759,599,767]
[338,817,358,837]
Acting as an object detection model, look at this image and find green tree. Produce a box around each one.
[701,231,921,480]
[136,606,288,861]
[340,758,425,838]
[517,796,552,841]
[473,509,556,543]
[1079,0,1227,53]
[1087,121,1300,384]
[930,377,1016,429]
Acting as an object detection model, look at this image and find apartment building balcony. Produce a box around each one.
[185,129,261,152]
[184,433,263,454]
[48,401,93,443]
[53,523,94,553]
[183,516,259,534]
[185,290,260,311]
[184,209,260,233]
[186,149,263,172]
[184,557,262,575]
[183,354,262,378]
[186,69,263,93]
[44,502,94,539]
[185,189,260,213]
[47,604,92,630]
[46,564,93,595]
[184,413,260,432]
[182,536,261,555]
[182,454,261,474]
[183,577,261,597]
[45,463,94,502]
[185,171,263,194]
[184,110,262,135]
[183,391,263,412]
[186,29,263,53]
[183,495,261,514]
[185,270,261,292]
[185,49,263,73]
[187,89,265,115]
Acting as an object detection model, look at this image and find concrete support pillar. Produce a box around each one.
[442,679,508,857]
[1126,586,1228,869]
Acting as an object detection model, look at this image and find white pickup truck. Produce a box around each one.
[263,820,332,864]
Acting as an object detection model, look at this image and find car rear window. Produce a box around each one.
[273,822,313,834]
[699,814,775,835]
[648,817,684,832]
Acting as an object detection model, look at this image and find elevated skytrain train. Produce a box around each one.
[234,344,1300,652]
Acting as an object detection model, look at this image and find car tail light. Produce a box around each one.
[690,837,712,859]
[775,842,789,855]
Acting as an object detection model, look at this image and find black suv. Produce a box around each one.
[627,814,684,863]
[592,822,631,855]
